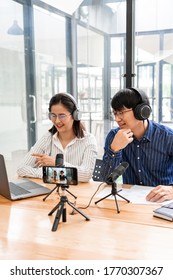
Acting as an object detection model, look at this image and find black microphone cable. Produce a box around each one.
[70,182,106,214]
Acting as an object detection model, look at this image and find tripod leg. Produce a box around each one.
[95,193,113,204]
[62,208,66,222]
[43,185,58,201]
[117,193,130,203]
[48,202,60,216]
[52,201,65,231]
[65,189,77,199]
[67,201,90,221]
[113,195,120,213]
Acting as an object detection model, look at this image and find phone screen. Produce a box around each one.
[42,166,78,185]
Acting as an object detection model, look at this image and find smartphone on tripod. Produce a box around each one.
[43,166,78,185]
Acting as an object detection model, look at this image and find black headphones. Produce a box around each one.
[129,88,152,120]
[60,93,82,121]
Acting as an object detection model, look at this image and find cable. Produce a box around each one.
[73,182,106,211]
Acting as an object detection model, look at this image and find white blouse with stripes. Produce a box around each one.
[17,131,97,182]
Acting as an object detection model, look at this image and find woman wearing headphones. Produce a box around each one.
[17,93,97,182]
[101,88,173,202]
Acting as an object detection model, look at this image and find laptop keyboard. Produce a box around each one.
[18,181,42,190]
[9,182,31,196]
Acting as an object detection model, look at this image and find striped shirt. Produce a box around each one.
[101,120,173,186]
[17,131,97,182]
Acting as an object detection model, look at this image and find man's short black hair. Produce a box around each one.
[111,88,150,111]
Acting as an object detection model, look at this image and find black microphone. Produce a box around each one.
[106,162,129,184]
[55,154,64,166]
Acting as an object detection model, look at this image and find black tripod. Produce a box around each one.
[95,182,130,213]
[43,183,77,201]
[48,185,90,231]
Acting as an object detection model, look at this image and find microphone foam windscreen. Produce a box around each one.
[55,154,64,166]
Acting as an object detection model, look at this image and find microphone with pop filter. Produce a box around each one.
[55,154,64,167]
[106,162,129,185]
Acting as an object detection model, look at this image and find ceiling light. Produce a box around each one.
[7,20,23,35]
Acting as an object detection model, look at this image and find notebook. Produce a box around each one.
[153,202,173,221]
[0,154,50,200]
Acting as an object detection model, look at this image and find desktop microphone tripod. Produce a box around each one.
[95,182,130,213]
[48,184,90,231]
[43,183,77,201]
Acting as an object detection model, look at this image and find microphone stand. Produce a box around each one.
[48,184,90,231]
[95,181,130,213]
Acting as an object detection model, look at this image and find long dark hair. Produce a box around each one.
[48,93,85,138]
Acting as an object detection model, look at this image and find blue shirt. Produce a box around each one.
[101,120,173,186]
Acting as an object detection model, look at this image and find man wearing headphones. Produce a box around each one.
[101,88,173,202]
[17,93,97,182]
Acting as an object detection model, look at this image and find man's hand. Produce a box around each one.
[110,129,134,152]
[32,153,55,167]
[146,185,173,203]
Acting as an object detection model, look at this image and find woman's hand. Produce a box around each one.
[32,153,55,167]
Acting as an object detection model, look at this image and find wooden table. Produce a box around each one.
[0,180,173,260]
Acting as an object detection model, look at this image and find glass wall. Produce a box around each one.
[33,5,67,138]
[111,37,126,95]
[77,25,104,153]
[76,1,127,152]
[135,0,173,125]
[0,0,27,176]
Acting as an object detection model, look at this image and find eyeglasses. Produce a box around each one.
[112,109,133,118]
[48,112,71,121]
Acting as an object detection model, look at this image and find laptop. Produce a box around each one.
[0,154,50,200]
